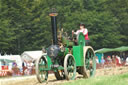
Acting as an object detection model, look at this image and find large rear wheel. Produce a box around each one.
[64,54,76,80]
[82,46,96,78]
[36,56,48,83]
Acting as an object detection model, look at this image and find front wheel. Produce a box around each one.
[64,54,76,80]
[36,56,48,83]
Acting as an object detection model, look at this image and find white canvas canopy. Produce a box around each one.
[0,55,22,69]
[21,51,46,62]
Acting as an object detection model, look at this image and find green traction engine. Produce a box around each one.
[35,10,96,83]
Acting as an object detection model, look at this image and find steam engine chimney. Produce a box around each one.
[49,8,58,45]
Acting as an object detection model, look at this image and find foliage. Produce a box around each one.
[0,0,127,54]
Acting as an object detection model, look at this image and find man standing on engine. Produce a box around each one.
[72,23,90,45]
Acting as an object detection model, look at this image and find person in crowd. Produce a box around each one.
[27,61,34,75]
[125,56,128,66]
[101,56,105,68]
[112,55,116,67]
[96,56,100,69]
[22,61,27,75]
[12,62,19,76]
[96,56,99,64]
[24,68,29,75]
[115,55,121,66]
[12,61,17,67]
[106,56,112,68]
[107,56,112,62]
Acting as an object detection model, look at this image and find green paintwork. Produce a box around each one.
[46,56,52,70]
[56,66,64,70]
[73,46,84,66]
[43,56,65,71]
[72,33,85,66]
[78,33,85,46]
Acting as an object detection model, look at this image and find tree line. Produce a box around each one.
[0,0,128,54]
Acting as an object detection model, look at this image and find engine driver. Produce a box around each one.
[72,23,90,45]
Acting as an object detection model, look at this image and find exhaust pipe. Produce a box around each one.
[49,9,58,45]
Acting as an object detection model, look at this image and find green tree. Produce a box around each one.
[0,0,127,54]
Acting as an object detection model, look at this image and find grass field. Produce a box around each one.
[62,73,128,85]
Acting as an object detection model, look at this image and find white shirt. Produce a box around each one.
[117,56,121,64]
[96,59,99,64]
[125,57,128,65]
[74,28,88,35]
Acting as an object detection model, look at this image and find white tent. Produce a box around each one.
[0,55,22,70]
[21,51,46,62]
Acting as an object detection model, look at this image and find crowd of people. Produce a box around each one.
[11,61,35,76]
[96,55,128,69]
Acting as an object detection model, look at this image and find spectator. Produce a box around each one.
[125,57,128,66]
[12,62,19,76]
[101,56,105,68]
[107,56,112,63]
[24,69,29,75]
[96,56,100,69]
[112,55,116,67]
[12,62,17,69]
[22,61,27,75]
[116,55,121,66]
[106,56,112,68]
[96,56,99,64]
[27,61,33,75]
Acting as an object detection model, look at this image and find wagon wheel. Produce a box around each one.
[83,46,96,78]
[64,54,76,80]
[54,70,65,80]
[36,56,48,83]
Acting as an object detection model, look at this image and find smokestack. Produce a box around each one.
[49,8,58,45]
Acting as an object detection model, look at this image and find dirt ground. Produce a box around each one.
[1,66,128,85]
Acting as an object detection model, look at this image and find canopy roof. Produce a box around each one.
[0,55,22,67]
[0,59,14,63]
[21,51,46,62]
[95,46,128,53]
